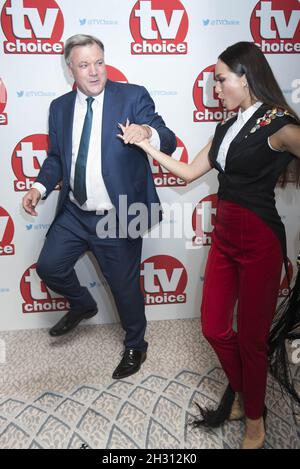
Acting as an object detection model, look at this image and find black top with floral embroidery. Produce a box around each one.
[208,103,299,260]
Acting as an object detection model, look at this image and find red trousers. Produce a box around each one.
[201,200,283,419]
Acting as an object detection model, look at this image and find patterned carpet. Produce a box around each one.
[0,320,299,449]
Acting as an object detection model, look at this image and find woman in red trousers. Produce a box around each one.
[119,42,300,449]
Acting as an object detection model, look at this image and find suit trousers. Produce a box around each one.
[36,199,147,352]
[201,200,283,419]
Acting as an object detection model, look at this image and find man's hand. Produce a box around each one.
[118,119,152,145]
[22,188,41,216]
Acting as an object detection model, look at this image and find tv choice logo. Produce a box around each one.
[21,264,69,313]
[193,65,236,123]
[106,65,128,83]
[130,0,188,55]
[0,207,15,256]
[11,134,54,192]
[141,255,187,305]
[192,194,218,247]
[0,78,8,125]
[1,0,64,54]
[251,0,300,53]
[149,136,188,187]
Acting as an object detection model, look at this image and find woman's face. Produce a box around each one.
[215,59,252,111]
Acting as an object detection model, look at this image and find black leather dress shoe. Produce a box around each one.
[112,349,147,379]
[49,307,98,337]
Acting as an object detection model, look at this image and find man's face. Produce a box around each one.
[68,43,107,97]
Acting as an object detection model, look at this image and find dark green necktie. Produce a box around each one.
[73,96,94,206]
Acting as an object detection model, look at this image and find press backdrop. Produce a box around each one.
[0,0,299,331]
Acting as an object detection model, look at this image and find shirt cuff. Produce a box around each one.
[144,126,160,150]
[32,182,47,198]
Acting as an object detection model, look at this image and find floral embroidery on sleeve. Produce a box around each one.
[245,108,296,139]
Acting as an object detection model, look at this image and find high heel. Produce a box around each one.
[241,406,268,449]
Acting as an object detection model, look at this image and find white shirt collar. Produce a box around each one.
[76,87,105,106]
[237,101,263,125]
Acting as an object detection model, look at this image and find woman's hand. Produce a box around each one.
[117,119,151,151]
[117,119,213,183]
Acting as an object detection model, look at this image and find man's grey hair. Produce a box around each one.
[64,35,105,65]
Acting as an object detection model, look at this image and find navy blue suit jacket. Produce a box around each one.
[36,79,176,233]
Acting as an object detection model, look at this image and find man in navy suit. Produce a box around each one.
[22,34,176,379]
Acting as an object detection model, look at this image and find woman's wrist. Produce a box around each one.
[142,125,152,139]
[141,139,152,151]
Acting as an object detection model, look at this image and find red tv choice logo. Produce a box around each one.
[192,194,218,247]
[149,136,188,187]
[251,0,300,53]
[130,0,188,55]
[193,65,236,123]
[279,259,293,298]
[0,78,8,125]
[0,207,15,256]
[21,264,69,313]
[141,255,187,305]
[106,65,128,83]
[1,0,64,54]
[11,134,52,192]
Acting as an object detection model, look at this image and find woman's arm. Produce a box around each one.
[140,139,213,183]
[118,123,213,183]
[269,124,300,158]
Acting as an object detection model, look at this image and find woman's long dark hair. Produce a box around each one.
[268,265,300,408]
[219,41,300,187]
[192,43,300,430]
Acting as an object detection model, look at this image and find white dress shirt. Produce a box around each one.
[216,101,263,171]
[33,88,161,211]
[70,88,113,211]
